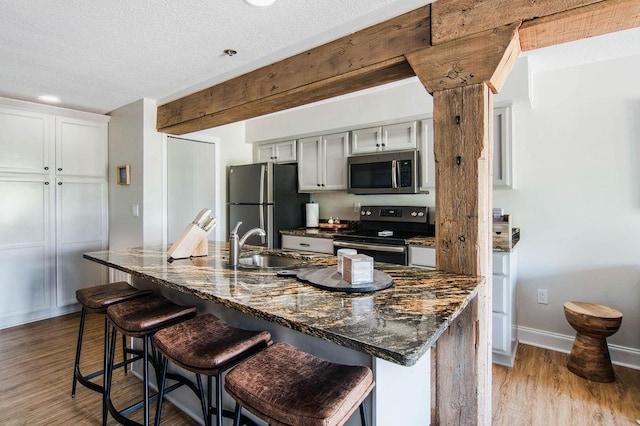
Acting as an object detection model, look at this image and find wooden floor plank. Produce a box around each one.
[1,312,638,425]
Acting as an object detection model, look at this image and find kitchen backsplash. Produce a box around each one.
[310,192,435,222]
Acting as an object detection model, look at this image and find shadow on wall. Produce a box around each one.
[518,265,640,348]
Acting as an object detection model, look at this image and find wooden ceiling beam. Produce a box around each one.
[431,0,604,44]
[405,22,521,95]
[520,0,640,51]
[157,6,431,134]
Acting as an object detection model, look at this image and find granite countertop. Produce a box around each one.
[281,229,519,251]
[280,228,352,238]
[83,242,483,367]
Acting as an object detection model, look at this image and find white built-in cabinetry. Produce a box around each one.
[281,235,334,254]
[419,106,513,190]
[254,140,297,163]
[0,100,109,328]
[298,132,349,192]
[351,121,417,154]
[409,245,518,366]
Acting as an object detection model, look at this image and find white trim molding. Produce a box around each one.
[517,326,640,371]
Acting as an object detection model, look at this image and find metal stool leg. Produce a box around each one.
[232,403,242,426]
[71,307,87,397]
[360,402,368,426]
[153,356,169,426]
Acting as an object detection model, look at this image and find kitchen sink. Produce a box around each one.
[238,254,304,269]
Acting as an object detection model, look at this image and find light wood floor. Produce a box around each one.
[1,312,638,425]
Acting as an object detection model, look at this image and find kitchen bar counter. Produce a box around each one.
[84,242,484,424]
[84,242,482,367]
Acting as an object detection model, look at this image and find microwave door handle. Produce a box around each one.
[391,160,398,188]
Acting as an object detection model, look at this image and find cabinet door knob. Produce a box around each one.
[57,168,62,171]
[375,144,380,147]
[58,182,62,185]
[317,183,321,187]
[44,166,49,170]
[44,181,49,185]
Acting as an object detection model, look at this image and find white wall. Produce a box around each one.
[108,98,164,249]
[243,54,640,354]
[495,54,640,351]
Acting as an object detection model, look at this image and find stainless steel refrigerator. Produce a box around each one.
[227,162,310,248]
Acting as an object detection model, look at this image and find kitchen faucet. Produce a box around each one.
[228,221,266,267]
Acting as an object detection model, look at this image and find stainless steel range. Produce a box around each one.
[333,205,433,265]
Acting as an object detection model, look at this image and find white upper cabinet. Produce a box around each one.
[419,106,514,190]
[419,118,435,191]
[351,121,417,154]
[298,132,348,192]
[0,107,52,174]
[493,106,514,188]
[56,117,108,177]
[254,140,297,163]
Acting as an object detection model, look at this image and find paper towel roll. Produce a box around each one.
[306,203,319,227]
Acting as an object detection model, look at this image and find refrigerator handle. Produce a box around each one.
[260,204,265,232]
[259,164,266,205]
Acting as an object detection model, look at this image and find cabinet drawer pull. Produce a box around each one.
[57,168,62,171]
[299,243,310,247]
[58,182,62,185]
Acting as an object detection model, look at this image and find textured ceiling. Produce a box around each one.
[0,0,432,114]
[1,1,639,116]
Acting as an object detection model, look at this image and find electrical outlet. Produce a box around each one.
[537,289,548,305]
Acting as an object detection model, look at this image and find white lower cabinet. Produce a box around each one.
[281,235,334,254]
[409,245,518,366]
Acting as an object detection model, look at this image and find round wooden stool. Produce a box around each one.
[72,282,153,397]
[105,294,197,426]
[225,341,375,426]
[563,301,623,382]
[153,314,271,426]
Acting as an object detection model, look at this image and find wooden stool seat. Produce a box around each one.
[563,301,623,382]
[225,341,375,426]
[153,314,271,426]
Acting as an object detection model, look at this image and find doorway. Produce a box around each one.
[167,136,216,242]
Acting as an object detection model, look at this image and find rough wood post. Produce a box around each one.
[431,83,493,425]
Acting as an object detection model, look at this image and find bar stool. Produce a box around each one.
[153,314,272,426]
[72,282,153,397]
[105,294,197,426]
[225,342,375,426]
[564,301,623,382]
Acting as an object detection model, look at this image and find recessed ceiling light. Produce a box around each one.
[37,95,61,104]
[244,0,276,7]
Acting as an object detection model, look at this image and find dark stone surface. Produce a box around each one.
[84,242,483,366]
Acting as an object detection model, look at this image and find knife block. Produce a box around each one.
[168,223,210,260]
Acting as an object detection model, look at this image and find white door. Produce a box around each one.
[0,175,54,319]
[382,121,417,151]
[167,137,216,243]
[297,136,321,191]
[56,177,108,306]
[322,132,349,191]
[351,126,382,154]
[255,143,275,163]
[0,107,52,174]
[56,116,108,177]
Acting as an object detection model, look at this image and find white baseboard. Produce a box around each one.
[0,304,81,330]
[517,325,640,370]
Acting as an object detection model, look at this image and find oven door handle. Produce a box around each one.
[333,240,406,253]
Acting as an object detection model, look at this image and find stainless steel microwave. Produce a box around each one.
[347,150,419,194]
